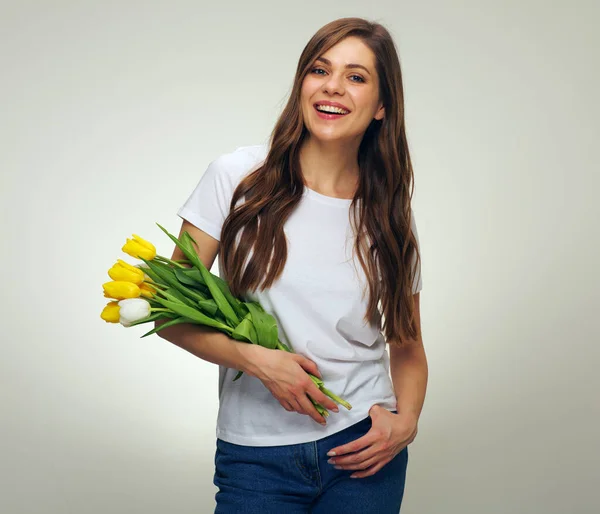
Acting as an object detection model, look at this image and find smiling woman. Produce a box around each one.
[301,37,385,140]
[159,16,427,514]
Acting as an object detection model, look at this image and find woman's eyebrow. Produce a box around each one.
[315,57,371,75]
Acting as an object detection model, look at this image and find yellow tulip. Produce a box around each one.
[102,280,141,300]
[139,282,157,298]
[108,259,144,284]
[100,301,120,323]
[122,234,156,260]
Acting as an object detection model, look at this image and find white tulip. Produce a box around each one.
[118,298,151,327]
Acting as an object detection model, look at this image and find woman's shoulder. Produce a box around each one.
[210,143,269,180]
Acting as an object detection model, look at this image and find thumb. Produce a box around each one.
[369,404,384,419]
[294,354,322,378]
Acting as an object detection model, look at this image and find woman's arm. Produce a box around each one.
[320,293,428,476]
[156,319,261,375]
[153,220,258,374]
[153,220,337,423]
[389,293,428,422]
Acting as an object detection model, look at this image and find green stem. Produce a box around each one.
[276,340,293,352]
[143,279,166,289]
[276,339,350,410]
[219,324,234,335]
[320,386,352,410]
[155,255,185,268]
[308,396,329,418]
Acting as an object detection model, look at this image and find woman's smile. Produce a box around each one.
[313,103,351,120]
[301,36,384,142]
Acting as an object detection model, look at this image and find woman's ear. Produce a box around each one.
[374,103,385,121]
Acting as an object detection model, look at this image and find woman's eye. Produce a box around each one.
[311,67,365,83]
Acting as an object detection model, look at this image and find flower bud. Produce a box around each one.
[108,259,145,284]
[102,280,141,300]
[118,298,151,327]
[122,234,156,260]
[100,301,120,323]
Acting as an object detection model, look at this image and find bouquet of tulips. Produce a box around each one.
[100,223,351,418]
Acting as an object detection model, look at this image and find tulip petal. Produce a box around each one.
[118,298,151,323]
[103,280,141,300]
[101,301,120,323]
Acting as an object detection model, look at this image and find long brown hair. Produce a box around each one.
[220,17,422,346]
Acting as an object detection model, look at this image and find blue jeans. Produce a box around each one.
[213,412,408,513]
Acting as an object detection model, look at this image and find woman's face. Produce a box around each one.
[300,36,384,144]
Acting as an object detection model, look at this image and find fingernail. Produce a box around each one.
[320,422,326,426]
[327,458,335,464]
[327,451,336,457]
[332,407,339,412]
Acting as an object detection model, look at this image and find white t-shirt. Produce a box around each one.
[177,143,422,446]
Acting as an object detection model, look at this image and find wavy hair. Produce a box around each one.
[220,17,422,346]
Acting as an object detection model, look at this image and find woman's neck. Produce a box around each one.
[298,137,360,199]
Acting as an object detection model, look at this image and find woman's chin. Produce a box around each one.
[307,129,352,144]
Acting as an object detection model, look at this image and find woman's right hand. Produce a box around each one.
[239,344,340,424]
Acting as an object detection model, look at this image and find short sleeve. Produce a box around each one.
[176,156,236,242]
[410,210,423,294]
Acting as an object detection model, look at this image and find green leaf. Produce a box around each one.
[155,224,240,327]
[129,312,175,327]
[230,315,258,344]
[139,265,164,287]
[149,289,168,307]
[163,286,199,307]
[140,317,191,337]
[171,269,211,296]
[212,274,247,320]
[178,267,246,320]
[157,288,188,305]
[152,286,195,308]
[154,297,231,332]
[181,231,240,326]
[197,299,218,317]
[175,267,205,286]
[140,258,205,305]
[245,302,278,349]
[156,222,195,257]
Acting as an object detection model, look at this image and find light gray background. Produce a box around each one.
[2,1,598,513]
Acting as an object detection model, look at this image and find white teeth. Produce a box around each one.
[316,104,349,114]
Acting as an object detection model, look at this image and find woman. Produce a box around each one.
[159,17,428,513]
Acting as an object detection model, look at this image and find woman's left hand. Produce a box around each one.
[326,404,418,479]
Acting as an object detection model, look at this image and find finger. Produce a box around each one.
[297,393,326,424]
[289,397,304,414]
[327,429,378,457]
[307,383,339,412]
[289,396,320,423]
[350,459,389,479]
[280,400,294,412]
[294,355,322,378]
[330,447,379,468]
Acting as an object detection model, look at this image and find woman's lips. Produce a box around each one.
[313,105,350,120]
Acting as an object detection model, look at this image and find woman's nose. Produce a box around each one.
[322,74,345,95]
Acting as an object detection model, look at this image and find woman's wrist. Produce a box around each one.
[393,409,419,428]
[234,342,263,378]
